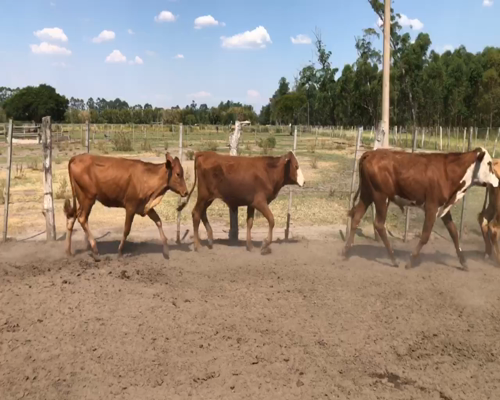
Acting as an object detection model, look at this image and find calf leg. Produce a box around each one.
[246,206,255,251]
[442,212,467,268]
[65,214,77,256]
[372,197,397,267]
[200,201,214,249]
[254,200,274,255]
[78,201,98,256]
[478,211,492,259]
[118,211,135,257]
[147,209,169,259]
[343,196,372,258]
[407,206,438,269]
[191,199,206,252]
[489,222,500,266]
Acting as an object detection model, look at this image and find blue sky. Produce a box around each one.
[0,0,499,111]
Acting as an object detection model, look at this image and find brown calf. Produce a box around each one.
[64,153,188,259]
[478,160,500,265]
[344,148,499,269]
[178,151,305,254]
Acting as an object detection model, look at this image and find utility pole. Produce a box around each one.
[380,0,391,148]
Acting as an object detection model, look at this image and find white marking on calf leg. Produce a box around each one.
[297,167,305,187]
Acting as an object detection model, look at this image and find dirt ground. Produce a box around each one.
[1,224,500,400]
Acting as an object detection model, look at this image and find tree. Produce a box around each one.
[3,84,68,122]
[144,103,153,110]
[87,97,96,110]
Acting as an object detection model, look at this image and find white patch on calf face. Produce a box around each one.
[296,166,305,187]
[476,149,499,187]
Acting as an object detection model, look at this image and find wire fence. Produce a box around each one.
[1,122,498,251]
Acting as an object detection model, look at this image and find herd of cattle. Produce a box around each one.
[63,147,500,269]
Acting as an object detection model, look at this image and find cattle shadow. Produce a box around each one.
[74,240,191,258]
[347,243,477,270]
[210,237,301,249]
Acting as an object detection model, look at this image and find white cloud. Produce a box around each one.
[30,42,71,55]
[291,34,311,45]
[194,15,224,29]
[174,54,184,59]
[377,17,383,27]
[52,62,68,68]
[443,44,454,52]
[129,56,144,65]
[146,50,156,56]
[398,14,424,31]
[92,30,116,43]
[221,26,272,49]
[127,29,135,35]
[188,91,211,99]
[105,50,126,63]
[155,11,176,23]
[34,27,68,42]
[483,0,494,6]
[247,90,260,98]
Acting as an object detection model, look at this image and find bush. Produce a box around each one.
[257,136,277,153]
[307,143,316,153]
[97,141,108,154]
[245,141,252,151]
[310,157,319,169]
[28,159,41,171]
[164,141,169,151]
[141,138,152,152]
[186,149,195,160]
[55,177,69,200]
[14,164,25,180]
[205,140,218,151]
[112,131,133,152]
[0,179,5,205]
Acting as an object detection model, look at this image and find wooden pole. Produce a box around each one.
[459,128,473,239]
[42,116,56,241]
[404,127,418,242]
[285,126,298,240]
[346,127,363,239]
[229,122,242,243]
[462,128,467,152]
[380,0,391,148]
[421,128,425,149]
[447,127,450,151]
[2,120,13,242]
[485,127,490,149]
[85,120,90,153]
[176,124,184,244]
[439,126,443,151]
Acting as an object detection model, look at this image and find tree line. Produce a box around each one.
[261,0,500,129]
[2,1,499,129]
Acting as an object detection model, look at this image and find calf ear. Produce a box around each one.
[476,151,486,163]
[166,152,174,169]
[284,151,293,161]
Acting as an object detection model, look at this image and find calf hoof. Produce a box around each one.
[260,247,272,256]
[90,253,101,262]
[207,241,213,250]
[246,244,254,252]
[341,246,350,259]
[163,246,170,260]
[405,256,417,270]
[65,250,73,257]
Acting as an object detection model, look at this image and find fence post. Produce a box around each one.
[2,120,14,242]
[475,127,478,147]
[485,127,490,148]
[439,126,443,151]
[41,116,56,241]
[85,120,90,153]
[404,127,418,242]
[229,122,243,243]
[462,128,467,152]
[346,127,363,239]
[176,124,184,244]
[447,127,451,151]
[132,123,135,146]
[285,126,299,240]
[459,128,473,239]
[421,128,425,149]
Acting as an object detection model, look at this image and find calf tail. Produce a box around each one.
[347,154,366,217]
[63,161,77,220]
[177,154,198,212]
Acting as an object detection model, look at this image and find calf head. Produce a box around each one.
[473,148,499,188]
[166,153,188,197]
[283,151,305,187]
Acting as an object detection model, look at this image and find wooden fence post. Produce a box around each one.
[85,120,90,153]
[462,128,467,152]
[41,116,56,241]
[346,127,363,239]
[421,128,425,149]
[404,127,418,242]
[439,126,443,151]
[228,122,243,243]
[459,127,473,239]
[176,124,184,244]
[285,126,299,240]
[485,127,490,148]
[447,127,451,151]
[2,120,14,242]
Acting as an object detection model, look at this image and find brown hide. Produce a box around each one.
[478,160,500,264]
[63,153,187,258]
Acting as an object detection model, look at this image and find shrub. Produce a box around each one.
[14,164,25,180]
[96,141,108,154]
[310,157,319,169]
[164,141,169,151]
[0,179,5,205]
[28,159,41,171]
[205,140,218,151]
[307,143,316,154]
[186,149,195,160]
[112,131,133,152]
[55,177,69,200]
[245,141,252,151]
[141,138,152,152]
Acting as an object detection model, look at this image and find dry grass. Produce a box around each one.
[55,176,69,200]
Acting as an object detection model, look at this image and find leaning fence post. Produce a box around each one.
[41,116,56,241]
[285,126,299,240]
[2,120,14,242]
[176,124,184,244]
[404,127,418,242]
[346,127,363,239]
[85,120,90,153]
[459,128,473,239]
